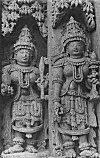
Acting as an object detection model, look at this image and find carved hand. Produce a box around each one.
[1,83,8,95]
[88,73,100,85]
[1,83,14,95]
[36,74,49,89]
[88,74,100,100]
[54,102,63,122]
[7,86,14,95]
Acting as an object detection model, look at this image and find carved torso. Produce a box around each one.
[63,57,89,80]
[8,64,40,101]
[56,57,90,97]
[2,64,40,99]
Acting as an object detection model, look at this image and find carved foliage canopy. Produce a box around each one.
[2,0,47,38]
[52,0,96,31]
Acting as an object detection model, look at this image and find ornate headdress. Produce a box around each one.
[14,25,35,52]
[62,16,86,47]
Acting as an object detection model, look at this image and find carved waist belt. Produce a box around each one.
[12,124,43,133]
[58,127,90,136]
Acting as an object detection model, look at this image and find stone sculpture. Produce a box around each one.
[52,16,100,157]
[1,25,48,154]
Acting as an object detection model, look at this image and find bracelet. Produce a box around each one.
[52,78,63,85]
[63,141,74,149]
[53,98,60,103]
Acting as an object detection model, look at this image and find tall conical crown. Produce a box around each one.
[14,25,35,52]
[62,16,86,47]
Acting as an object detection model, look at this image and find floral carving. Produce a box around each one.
[52,0,95,31]
[2,0,47,38]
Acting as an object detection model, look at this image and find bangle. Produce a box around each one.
[52,78,63,85]
[53,98,60,103]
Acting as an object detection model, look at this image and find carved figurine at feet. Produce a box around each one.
[52,17,99,157]
[1,26,47,154]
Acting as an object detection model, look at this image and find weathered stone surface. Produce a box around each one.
[1,151,49,158]
[48,0,100,157]
[1,0,100,158]
[1,2,48,155]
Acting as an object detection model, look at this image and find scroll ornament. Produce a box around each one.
[2,0,47,38]
[52,0,95,31]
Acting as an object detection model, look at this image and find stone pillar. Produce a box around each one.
[47,0,54,155]
[92,0,100,153]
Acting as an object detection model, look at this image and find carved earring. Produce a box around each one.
[13,53,18,63]
[14,53,17,60]
[65,46,69,57]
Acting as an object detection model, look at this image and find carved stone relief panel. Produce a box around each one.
[48,0,100,158]
[1,0,49,158]
[1,0,100,158]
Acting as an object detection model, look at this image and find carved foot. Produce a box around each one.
[26,145,38,153]
[65,148,76,158]
[2,144,24,154]
[80,149,95,157]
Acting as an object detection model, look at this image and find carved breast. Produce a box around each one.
[10,66,38,85]
[61,61,89,97]
[11,71,37,84]
[63,60,89,79]
[63,64,73,78]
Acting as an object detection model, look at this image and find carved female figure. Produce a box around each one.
[1,26,47,154]
[52,17,99,157]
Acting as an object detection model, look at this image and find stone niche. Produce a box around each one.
[1,0,100,158]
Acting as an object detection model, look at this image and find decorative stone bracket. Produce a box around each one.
[52,0,95,31]
[2,0,47,38]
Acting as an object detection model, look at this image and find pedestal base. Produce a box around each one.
[1,152,100,158]
[48,153,100,158]
[1,151,49,158]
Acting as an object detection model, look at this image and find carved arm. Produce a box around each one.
[86,52,100,100]
[52,66,63,121]
[52,66,63,101]
[1,66,14,95]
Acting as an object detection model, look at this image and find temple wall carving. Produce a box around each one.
[1,0,100,158]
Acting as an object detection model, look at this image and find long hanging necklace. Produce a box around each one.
[73,64,84,82]
[68,57,86,83]
[19,69,30,88]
